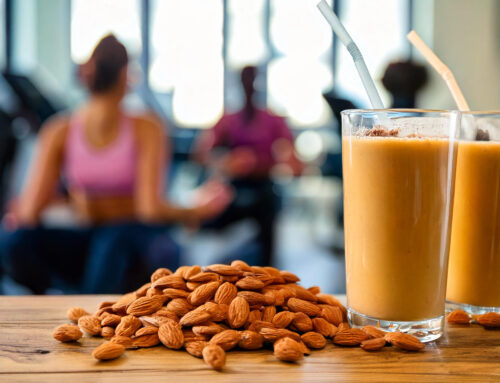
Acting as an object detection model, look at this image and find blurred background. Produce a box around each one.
[0,0,499,295]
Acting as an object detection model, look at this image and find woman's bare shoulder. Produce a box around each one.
[130,112,166,141]
[39,112,72,145]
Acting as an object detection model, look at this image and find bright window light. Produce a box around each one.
[227,0,268,69]
[268,0,333,127]
[335,0,408,107]
[150,0,224,128]
[71,0,141,63]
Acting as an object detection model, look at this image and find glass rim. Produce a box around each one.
[341,108,457,116]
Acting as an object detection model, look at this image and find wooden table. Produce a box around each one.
[1,295,499,383]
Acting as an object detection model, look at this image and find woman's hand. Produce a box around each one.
[219,147,258,178]
[2,198,20,231]
[191,179,234,222]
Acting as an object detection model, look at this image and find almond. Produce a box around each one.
[307,286,321,295]
[183,328,207,343]
[158,321,184,349]
[166,298,193,317]
[361,325,386,339]
[92,342,125,360]
[259,327,301,342]
[101,314,123,327]
[262,306,277,323]
[53,324,82,342]
[192,323,224,336]
[231,260,253,272]
[209,329,241,351]
[247,320,275,333]
[236,276,265,290]
[446,309,471,324]
[237,291,269,306]
[206,303,228,322]
[287,298,320,317]
[384,332,424,351]
[179,307,212,327]
[338,322,350,332]
[112,293,136,315]
[135,282,151,298]
[110,335,136,349]
[476,312,500,328]
[163,288,190,300]
[153,308,179,322]
[280,271,300,283]
[301,331,326,349]
[186,281,201,291]
[78,315,101,336]
[205,264,243,276]
[228,297,250,328]
[189,281,220,306]
[273,337,303,362]
[174,265,190,277]
[320,306,343,326]
[202,344,226,370]
[151,267,172,282]
[146,287,164,297]
[152,275,186,290]
[246,309,263,327]
[312,317,337,337]
[214,282,237,305]
[115,315,142,337]
[185,341,208,358]
[135,326,158,336]
[316,293,344,307]
[133,332,160,348]
[101,326,115,339]
[292,312,313,332]
[285,285,317,302]
[361,337,386,351]
[272,311,295,329]
[238,330,264,350]
[188,272,219,283]
[333,328,368,346]
[67,307,88,323]
[298,340,311,355]
[184,265,202,280]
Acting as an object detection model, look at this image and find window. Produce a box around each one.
[268,0,333,127]
[149,0,224,128]
[335,0,409,108]
[71,0,142,63]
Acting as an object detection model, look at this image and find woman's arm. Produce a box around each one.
[17,116,69,226]
[134,116,230,224]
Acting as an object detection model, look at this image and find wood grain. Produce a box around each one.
[0,295,499,382]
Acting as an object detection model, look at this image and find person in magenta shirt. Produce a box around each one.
[195,66,302,266]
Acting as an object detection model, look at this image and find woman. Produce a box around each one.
[1,35,231,294]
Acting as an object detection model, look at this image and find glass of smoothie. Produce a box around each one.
[342,109,460,342]
[447,112,500,314]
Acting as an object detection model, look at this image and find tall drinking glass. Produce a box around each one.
[447,112,500,314]
[342,109,460,342]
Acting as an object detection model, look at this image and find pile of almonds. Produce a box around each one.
[447,310,500,327]
[53,261,425,370]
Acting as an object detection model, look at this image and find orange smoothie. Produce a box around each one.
[447,140,500,308]
[343,136,456,321]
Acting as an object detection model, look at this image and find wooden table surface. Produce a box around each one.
[1,295,499,383]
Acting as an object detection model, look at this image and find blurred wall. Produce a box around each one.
[414,0,500,110]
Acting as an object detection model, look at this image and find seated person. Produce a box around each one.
[194,66,302,266]
[1,35,231,294]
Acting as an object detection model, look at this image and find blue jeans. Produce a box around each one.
[1,222,180,294]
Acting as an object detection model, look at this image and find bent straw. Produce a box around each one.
[317,0,385,109]
[407,30,470,111]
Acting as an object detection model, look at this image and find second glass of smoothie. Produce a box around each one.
[342,109,459,342]
[447,112,500,313]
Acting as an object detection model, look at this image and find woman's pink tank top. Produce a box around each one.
[64,114,137,196]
